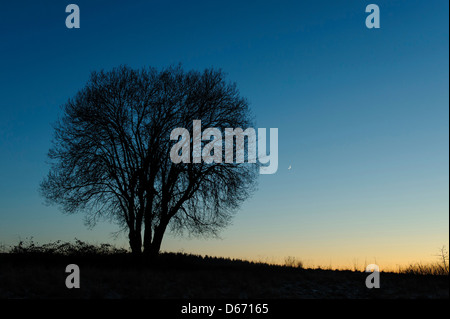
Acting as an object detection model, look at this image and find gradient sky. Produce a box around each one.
[0,0,448,269]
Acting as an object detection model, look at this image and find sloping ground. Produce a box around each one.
[0,253,447,299]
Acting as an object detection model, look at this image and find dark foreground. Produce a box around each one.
[0,252,448,299]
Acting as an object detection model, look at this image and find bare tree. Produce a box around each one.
[437,246,449,274]
[40,65,258,257]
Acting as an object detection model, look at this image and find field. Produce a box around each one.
[0,240,448,299]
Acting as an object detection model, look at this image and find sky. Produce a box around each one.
[0,0,448,269]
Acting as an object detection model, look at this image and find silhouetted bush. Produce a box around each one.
[9,238,127,257]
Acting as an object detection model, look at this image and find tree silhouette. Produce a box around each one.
[40,65,258,257]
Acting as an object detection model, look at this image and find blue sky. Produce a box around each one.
[0,0,448,267]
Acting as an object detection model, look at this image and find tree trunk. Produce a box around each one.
[144,222,167,258]
[143,221,152,255]
[128,229,142,255]
[142,187,156,257]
